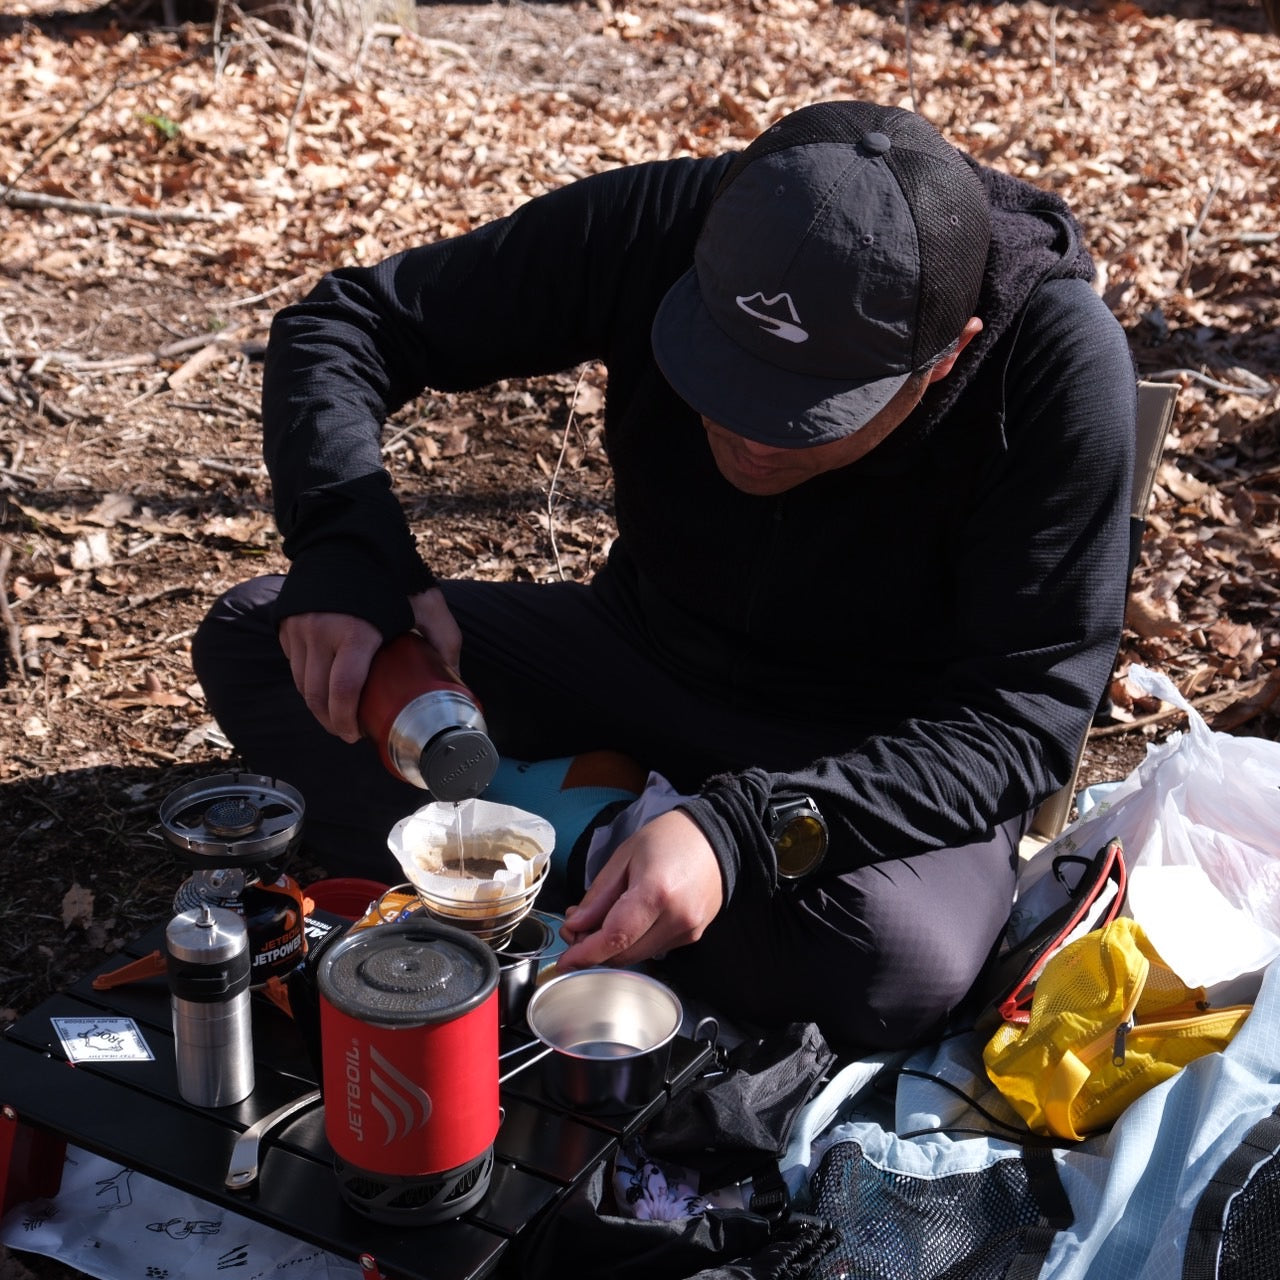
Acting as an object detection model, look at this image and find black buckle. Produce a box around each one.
[746,1162,791,1225]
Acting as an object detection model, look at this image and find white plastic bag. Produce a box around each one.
[1021,666,1280,990]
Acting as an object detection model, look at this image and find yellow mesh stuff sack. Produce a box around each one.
[982,916,1252,1141]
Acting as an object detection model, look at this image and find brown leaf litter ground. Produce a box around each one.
[2,2,1279,1273]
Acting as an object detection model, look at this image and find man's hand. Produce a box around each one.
[278,612,382,742]
[557,809,725,970]
[278,587,462,741]
[409,588,463,675]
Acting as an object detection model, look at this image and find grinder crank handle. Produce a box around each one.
[225,1089,323,1191]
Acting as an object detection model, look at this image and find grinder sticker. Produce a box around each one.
[51,1016,155,1063]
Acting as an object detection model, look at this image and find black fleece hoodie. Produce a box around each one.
[262,147,1136,901]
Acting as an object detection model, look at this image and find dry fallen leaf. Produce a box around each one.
[62,884,95,931]
[70,531,113,571]
[102,690,192,708]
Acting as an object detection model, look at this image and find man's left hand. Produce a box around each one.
[557,809,724,970]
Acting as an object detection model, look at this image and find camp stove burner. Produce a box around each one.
[204,796,263,839]
[158,772,305,869]
[158,773,309,985]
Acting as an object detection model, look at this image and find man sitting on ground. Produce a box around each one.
[193,100,1136,1051]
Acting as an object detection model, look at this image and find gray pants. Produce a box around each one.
[193,573,1022,1052]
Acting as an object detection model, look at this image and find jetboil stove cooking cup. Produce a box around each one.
[315,918,500,1225]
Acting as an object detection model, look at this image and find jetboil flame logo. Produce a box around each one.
[345,1038,432,1146]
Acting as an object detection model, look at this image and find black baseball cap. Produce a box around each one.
[651,101,991,447]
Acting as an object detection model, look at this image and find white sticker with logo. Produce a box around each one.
[51,1016,155,1063]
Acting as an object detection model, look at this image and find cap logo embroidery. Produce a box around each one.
[735,292,809,344]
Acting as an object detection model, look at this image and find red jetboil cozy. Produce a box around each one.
[315,919,500,1225]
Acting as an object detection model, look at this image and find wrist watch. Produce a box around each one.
[765,795,828,881]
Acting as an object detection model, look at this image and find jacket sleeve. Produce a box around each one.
[261,157,720,635]
[679,279,1138,902]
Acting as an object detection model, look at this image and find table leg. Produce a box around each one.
[0,1106,66,1217]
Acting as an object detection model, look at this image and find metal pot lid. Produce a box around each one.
[158,773,304,866]
[318,920,498,1026]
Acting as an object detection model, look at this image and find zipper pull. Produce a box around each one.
[1112,1018,1133,1066]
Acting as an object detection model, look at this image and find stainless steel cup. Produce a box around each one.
[524,968,682,1113]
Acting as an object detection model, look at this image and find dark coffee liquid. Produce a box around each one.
[443,855,510,881]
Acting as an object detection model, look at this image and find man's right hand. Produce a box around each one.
[278,612,382,743]
[277,588,463,743]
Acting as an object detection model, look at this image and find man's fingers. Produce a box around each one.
[298,648,338,737]
[409,589,463,672]
[278,612,383,741]
[326,643,376,742]
[281,633,332,735]
[561,867,622,939]
[558,891,663,970]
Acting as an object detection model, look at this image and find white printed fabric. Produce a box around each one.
[1,1144,362,1280]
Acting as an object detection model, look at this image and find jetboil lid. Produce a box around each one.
[317,920,499,1027]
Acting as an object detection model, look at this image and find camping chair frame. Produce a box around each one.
[1025,379,1181,844]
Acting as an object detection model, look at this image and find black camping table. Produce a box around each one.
[0,914,715,1280]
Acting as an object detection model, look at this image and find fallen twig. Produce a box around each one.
[197,457,267,478]
[1089,706,1187,738]
[0,543,27,683]
[901,1,915,113]
[1089,676,1280,740]
[1,188,232,224]
[242,12,353,81]
[111,584,196,617]
[545,368,592,581]
[11,329,254,377]
[167,341,236,390]
[1141,368,1275,396]
[283,0,327,169]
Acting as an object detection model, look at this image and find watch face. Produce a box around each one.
[774,812,827,879]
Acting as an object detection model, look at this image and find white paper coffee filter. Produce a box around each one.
[387,797,554,905]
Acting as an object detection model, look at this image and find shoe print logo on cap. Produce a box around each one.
[735,291,808,343]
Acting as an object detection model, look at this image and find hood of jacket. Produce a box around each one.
[858,159,1097,471]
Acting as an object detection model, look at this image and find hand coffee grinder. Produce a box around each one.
[158,772,309,987]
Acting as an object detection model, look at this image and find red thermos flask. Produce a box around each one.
[357,632,499,801]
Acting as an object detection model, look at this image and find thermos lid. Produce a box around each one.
[165,903,248,964]
[420,726,499,802]
[318,920,499,1027]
